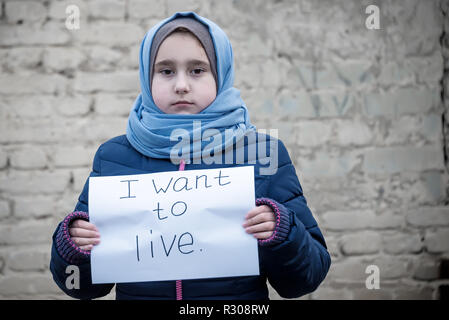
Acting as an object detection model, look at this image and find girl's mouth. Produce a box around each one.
[173,101,194,107]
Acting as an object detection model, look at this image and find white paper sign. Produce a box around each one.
[88,166,259,284]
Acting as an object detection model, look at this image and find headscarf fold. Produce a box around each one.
[126,11,256,162]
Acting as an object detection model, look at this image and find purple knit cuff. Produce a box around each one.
[55,211,91,264]
[256,197,291,246]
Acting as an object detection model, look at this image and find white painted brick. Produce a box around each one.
[297,150,361,178]
[340,231,381,255]
[7,248,49,271]
[128,0,167,19]
[296,120,332,147]
[2,47,43,71]
[73,22,144,46]
[329,257,373,282]
[367,212,405,230]
[0,118,90,144]
[13,195,58,219]
[0,200,11,219]
[0,170,71,195]
[80,118,128,142]
[94,94,135,116]
[42,47,85,71]
[317,91,356,117]
[87,0,125,19]
[316,64,350,89]
[0,148,7,169]
[384,113,443,145]
[362,145,445,174]
[370,172,448,207]
[382,232,423,254]
[0,73,67,95]
[0,118,56,144]
[334,61,374,86]
[166,0,203,16]
[243,89,275,119]
[0,274,61,295]
[5,1,47,24]
[85,46,122,71]
[51,145,96,167]
[48,0,87,20]
[410,53,444,83]
[0,219,56,245]
[0,23,70,46]
[288,63,345,89]
[232,33,273,59]
[261,59,288,88]
[278,91,355,118]
[121,45,140,69]
[412,258,440,281]
[0,95,56,119]
[363,87,440,117]
[371,256,411,280]
[73,71,139,93]
[278,92,312,117]
[333,119,373,146]
[421,171,447,203]
[320,210,378,231]
[406,206,449,227]
[377,61,415,86]
[424,228,449,253]
[55,95,91,117]
[9,146,48,170]
[235,60,261,89]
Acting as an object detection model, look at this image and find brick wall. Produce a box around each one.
[0,0,448,299]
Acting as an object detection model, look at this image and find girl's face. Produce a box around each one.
[151,32,217,114]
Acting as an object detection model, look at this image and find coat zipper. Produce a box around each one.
[176,159,186,300]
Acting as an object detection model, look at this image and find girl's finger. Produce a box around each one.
[69,227,100,239]
[244,221,276,234]
[245,205,269,220]
[243,210,275,227]
[71,237,101,247]
[252,231,273,240]
[71,219,98,232]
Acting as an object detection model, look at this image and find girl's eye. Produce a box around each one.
[191,68,205,75]
[160,69,174,75]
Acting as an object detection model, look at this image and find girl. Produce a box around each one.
[50,11,331,300]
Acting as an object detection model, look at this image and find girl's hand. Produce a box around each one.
[242,205,276,240]
[69,219,101,251]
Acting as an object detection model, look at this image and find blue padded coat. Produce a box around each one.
[50,133,331,300]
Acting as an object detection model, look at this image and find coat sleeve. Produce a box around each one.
[258,139,331,299]
[49,145,115,299]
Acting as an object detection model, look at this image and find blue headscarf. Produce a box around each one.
[126,11,256,162]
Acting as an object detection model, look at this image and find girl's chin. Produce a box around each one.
[169,105,201,114]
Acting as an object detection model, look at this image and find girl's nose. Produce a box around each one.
[174,73,190,94]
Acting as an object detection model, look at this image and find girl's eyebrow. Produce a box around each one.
[187,59,210,67]
[154,59,175,68]
[154,59,210,68]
